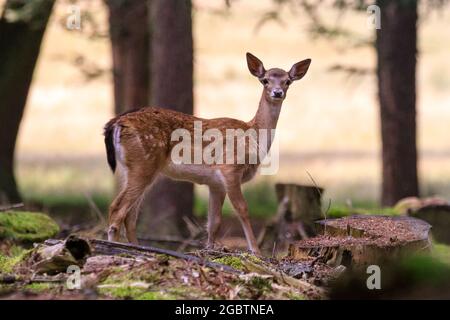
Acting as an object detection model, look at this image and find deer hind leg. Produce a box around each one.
[206,186,226,249]
[224,175,261,255]
[107,187,127,242]
[108,168,157,243]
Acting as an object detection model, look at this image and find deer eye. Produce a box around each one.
[260,79,269,85]
[286,79,292,85]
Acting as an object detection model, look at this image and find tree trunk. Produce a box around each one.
[258,184,324,254]
[140,0,194,238]
[0,0,55,204]
[376,0,419,206]
[105,0,150,114]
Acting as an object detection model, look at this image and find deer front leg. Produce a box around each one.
[206,187,226,249]
[225,179,261,255]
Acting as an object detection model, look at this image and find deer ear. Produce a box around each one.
[288,59,311,81]
[246,52,266,78]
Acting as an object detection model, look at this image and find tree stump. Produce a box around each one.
[395,197,450,244]
[288,215,431,270]
[258,183,324,254]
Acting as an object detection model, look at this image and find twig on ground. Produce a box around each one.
[83,192,106,225]
[0,203,24,212]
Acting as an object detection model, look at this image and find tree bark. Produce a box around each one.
[139,0,195,239]
[258,184,324,254]
[105,0,150,114]
[376,0,419,206]
[0,0,55,204]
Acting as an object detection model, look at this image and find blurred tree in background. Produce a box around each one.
[0,0,446,223]
[105,0,194,238]
[105,0,150,114]
[0,0,55,204]
[143,0,195,238]
[376,0,419,206]
[268,0,426,206]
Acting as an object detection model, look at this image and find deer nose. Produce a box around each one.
[272,89,284,98]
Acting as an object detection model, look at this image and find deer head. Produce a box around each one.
[246,52,311,102]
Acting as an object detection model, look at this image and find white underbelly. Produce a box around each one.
[161,162,225,187]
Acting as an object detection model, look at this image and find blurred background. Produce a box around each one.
[0,0,449,245]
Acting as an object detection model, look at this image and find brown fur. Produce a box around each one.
[105,53,311,254]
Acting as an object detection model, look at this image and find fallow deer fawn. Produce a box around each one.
[104,53,311,254]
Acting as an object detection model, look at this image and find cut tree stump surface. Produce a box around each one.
[289,215,431,268]
[317,215,431,245]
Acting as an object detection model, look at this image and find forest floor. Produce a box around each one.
[2,211,450,300]
[0,239,332,300]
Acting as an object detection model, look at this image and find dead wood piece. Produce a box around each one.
[32,235,91,274]
[30,273,67,283]
[258,183,324,253]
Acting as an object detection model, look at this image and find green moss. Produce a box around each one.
[242,253,263,265]
[99,282,205,300]
[99,286,175,300]
[0,211,59,242]
[433,243,450,265]
[399,255,450,284]
[102,266,160,286]
[99,286,146,299]
[99,264,208,300]
[0,247,31,273]
[327,205,360,218]
[248,276,272,292]
[136,291,175,300]
[213,256,246,271]
[24,283,54,293]
[285,292,306,300]
[326,205,400,219]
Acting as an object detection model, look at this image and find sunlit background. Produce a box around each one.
[15,0,450,220]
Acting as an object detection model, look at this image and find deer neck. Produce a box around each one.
[247,91,283,154]
[250,91,282,131]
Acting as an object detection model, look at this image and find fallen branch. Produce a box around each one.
[92,239,242,274]
[44,238,242,275]
[0,203,24,212]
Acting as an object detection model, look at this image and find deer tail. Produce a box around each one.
[104,119,117,173]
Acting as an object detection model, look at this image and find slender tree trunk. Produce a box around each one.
[140,0,194,238]
[105,0,150,114]
[0,0,55,204]
[376,0,419,206]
